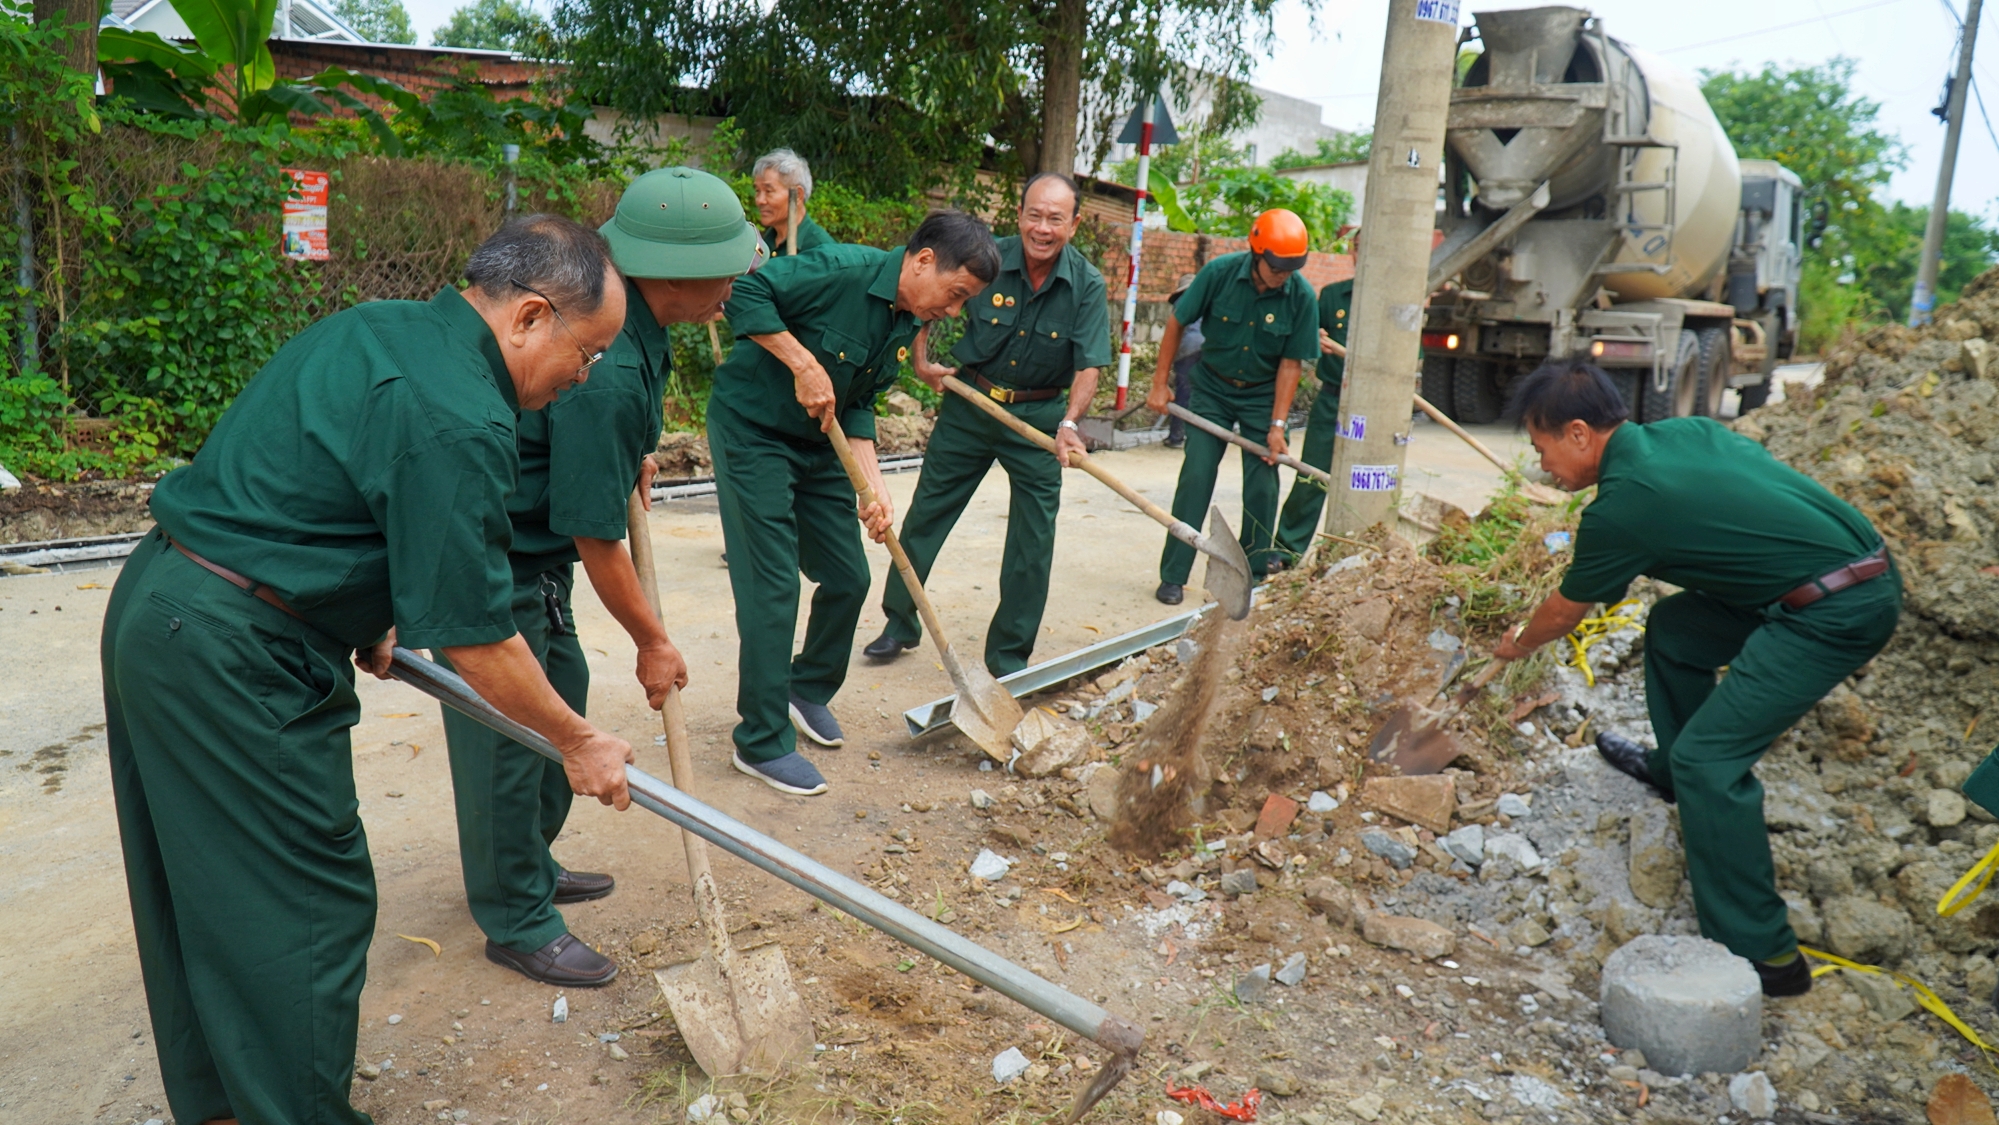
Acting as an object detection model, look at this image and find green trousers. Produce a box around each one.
[1641,566,1901,961]
[103,530,374,1125]
[1160,369,1280,584]
[439,565,583,953]
[1274,381,1341,560]
[882,391,1064,676]
[709,403,870,763]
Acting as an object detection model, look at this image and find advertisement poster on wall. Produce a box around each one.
[282,168,329,261]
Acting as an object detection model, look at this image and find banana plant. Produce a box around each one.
[98,0,415,152]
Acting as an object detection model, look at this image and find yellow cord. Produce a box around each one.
[1800,945,1999,1072]
[1938,838,1999,918]
[1564,598,1645,687]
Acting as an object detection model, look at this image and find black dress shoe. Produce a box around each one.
[554,868,614,904]
[1596,730,1674,802]
[1753,954,1812,997]
[1156,582,1184,605]
[485,933,618,987]
[862,632,915,662]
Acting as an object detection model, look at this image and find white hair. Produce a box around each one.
[752,148,813,201]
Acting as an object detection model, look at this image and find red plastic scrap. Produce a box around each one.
[1165,1080,1263,1121]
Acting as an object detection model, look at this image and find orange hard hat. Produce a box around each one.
[1248,208,1309,272]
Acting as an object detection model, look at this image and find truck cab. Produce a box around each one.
[1726,159,1804,409]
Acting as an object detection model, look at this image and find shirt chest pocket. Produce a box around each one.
[821,327,872,378]
[1255,311,1294,355]
[1030,319,1073,369]
[965,302,1019,359]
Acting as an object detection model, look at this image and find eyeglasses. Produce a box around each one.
[510,279,604,376]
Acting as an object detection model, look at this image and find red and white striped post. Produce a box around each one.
[1113,99,1157,411]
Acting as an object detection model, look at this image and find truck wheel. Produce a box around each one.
[1453,358,1503,424]
[1641,329,1699,423]
[1420,353,1456,419]
[1693,326,1730,417]
[1738,381,1772,412]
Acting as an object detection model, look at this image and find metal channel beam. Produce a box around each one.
[902,605,1209,738]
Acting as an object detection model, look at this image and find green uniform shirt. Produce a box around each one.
[714,244,921,442]
[149,287,520,651]
[1316,278,1353,393]
[950,235,1113,390]
[506,280,671,578]
[761,214,835,255]
[1172,251,1319,384]
[1561,418,1883,608]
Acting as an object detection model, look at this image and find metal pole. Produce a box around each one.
[501,143,520,220]
[1325,0,1460,538]
[1912,0,1983,326]
[1114,96,1154,412]
[384,648,1145,1068]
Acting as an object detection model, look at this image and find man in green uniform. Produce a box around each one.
[442,169,760,988]
[1273,249,1356,564]
[862,173,1112,675]
[1492,359,1898,998]
[101,216,635,1125]
[710,209,999,795]
[1144,208,1320,603]
[754,148,835,256]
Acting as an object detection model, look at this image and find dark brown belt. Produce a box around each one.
[1778,545,1890,610]
[973,373,1062,404]
[171,538,304,620]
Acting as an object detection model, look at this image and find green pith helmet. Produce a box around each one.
[600,166,762,280]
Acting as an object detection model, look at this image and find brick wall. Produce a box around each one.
[269,40,556,109]
[1098,229,1352,303]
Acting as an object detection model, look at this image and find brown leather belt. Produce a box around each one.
[1778,545,1890,610]
[171,538,304,620]
[973,373,1061,404]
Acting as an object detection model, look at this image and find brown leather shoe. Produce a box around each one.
[554,868,614,904]
[485,934,618,987]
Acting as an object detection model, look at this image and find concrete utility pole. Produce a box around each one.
[1325,0,1461,537]
[1912,0,1983,326]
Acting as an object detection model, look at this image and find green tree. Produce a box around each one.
[1699,58,1909,349]
[1269,131,1370,169]
[1849,202,1999,324]
[553,0,1299,198]
[332,0,416,44]
[434,0,549,52]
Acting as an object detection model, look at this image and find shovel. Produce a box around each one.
[626,490,814,1075]
[1410,393,1567,506]
[822,414,1024,760]
[941,375,1253,620]
[1164,402,1333,485]
[1367,659,1502,775]
[383,648,1144,1120]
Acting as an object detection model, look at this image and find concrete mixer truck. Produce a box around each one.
[1419,5,1804,424]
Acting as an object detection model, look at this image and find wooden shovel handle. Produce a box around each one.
[1163,402,1334,486]
[820,415,961,661]
[940,375,1185,534]
[1411,392,1507,473]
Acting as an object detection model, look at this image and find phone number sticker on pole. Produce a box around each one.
[1413,0,1459,23]
[1338,414,1366,441]
[1350,465,1399,492]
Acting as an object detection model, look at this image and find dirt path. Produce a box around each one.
[0,425,1532,1125]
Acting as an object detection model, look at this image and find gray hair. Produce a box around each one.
[464,214,615,314]
[752,148,813,201]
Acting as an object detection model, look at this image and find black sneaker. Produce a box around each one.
[1596,730,1674,803]
[1752,954,1812,997]
[732,749,828,795]
[788,694,845,748]
[1155,582,1184,605]
[862,632,916,662]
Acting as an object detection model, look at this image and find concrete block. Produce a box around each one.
[1363,775,1457,833]
[1599,934,1761,1076]
[1362,913,1456,959]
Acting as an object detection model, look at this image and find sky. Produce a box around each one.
[393,0,1994,214]
[1250,0,1998,212]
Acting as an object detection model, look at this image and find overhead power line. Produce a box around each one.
[1660,0,1906,54]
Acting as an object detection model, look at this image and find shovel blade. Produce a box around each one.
[656,957,749,1078]
[729,942,816,1072]
[1198,506,1254,621]
[945,644,1025,761]
[1366,704,1465,776]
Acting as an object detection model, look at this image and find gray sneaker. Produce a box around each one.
[788,694,845,748]
[733,749,828,796]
